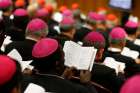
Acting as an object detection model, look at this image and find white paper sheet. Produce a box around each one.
[63,41,81,68]
[103,57,120,74]
[7,49,22,61]
[7,49,33,71]
[121,47,139,59]
[24,83,46,93]
[134,39,140,46]
[1,36,12,52]
[103,57,125,74]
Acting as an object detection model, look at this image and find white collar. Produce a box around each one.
[83,24,93,30]
[108,47,121,52]
[26,37,38,42]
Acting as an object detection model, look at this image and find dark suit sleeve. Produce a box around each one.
[92,64,124,93]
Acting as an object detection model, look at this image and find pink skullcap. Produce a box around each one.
[72,3,79,10]
[87,12,105,22]
[87,12,98,21]
[36,8,48,18]
[110,27,127,40]
[98,14,106,21]
[60,17,75,28]
[0,0,12,9]
[59,5,67,13]
[32,38,58,58]
[120,75,140,93]
[125,20,138,28]
[0,55,16,85]
[62,9,73,17]
[26,18,48,32]
[84,31,105,43]
[107,14,117,21]
[13,8,28,16]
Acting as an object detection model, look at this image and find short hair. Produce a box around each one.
[124,27,138,35]
[31,45,64,74]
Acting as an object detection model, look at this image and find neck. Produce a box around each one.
[127,34,136,41]
[61,32,73,39]
[109,45,123,52]
[26,36,40,42]
[3,11,11,16]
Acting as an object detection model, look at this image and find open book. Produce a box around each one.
[121,47,139,59]
[103,57,125,74]
[63,41,97,71]
[7,49,33,71]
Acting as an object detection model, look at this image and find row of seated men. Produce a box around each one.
[1,1,140,93]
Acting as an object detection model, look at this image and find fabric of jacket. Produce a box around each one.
[103,50,140,78]
[126,39,140,58]
[22,74,91,93]
[5,39,36,61]
[91,63,124,93]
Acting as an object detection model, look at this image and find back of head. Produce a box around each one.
[31,38,64,74]
[62,9,73,18]
[35,8,49,20]
[86,12,97,26]
[83,31,105,61]
[13,8,29,29]
[109,27,127,45]
[83,31,105,49]
[60,17,75,32]
[26,18,48,38]
[0,55,22,93]
[120,75,140,93]
[106,13,118,29]
[0,0,12,11]
[124,20,138,35]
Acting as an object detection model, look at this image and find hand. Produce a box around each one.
[62,67,76,79]
[80,70,91,83]
[23,68,32,75]
[135,58,140,64]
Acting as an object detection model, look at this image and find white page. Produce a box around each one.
[78,47,96,71]
[63,41,81,68]
[134,39,140,46]
[121,47,139,59]
[115,61,125,73]
[89,49,97,71]
[103,57,120,74]
[24,83,45,93]
[20,60,33,71]
[7,49,22,61]
[129,50,139,59]
[54,26,60,34]
[7,49,33,71]
[63,41,96,71]
[1,36,12,52]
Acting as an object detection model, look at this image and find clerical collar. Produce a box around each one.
[108,47,121,52]
[26,37,38,42]
[83,24,93,30]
